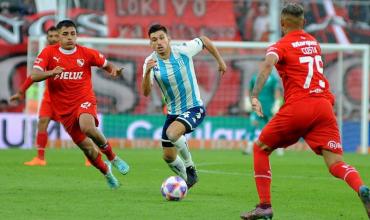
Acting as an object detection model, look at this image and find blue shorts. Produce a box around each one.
[161,106,206,147]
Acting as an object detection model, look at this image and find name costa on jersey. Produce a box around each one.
[54,71,83,80]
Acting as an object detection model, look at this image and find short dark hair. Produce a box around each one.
[281,3,304,18]
[148,24,168,37]
[46,26,57,34]
[56,20,77,30]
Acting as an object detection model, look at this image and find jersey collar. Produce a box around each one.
[59,46,77,55]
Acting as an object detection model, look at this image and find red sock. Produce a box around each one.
[253,143,272,205]
[90,153,108,174]
[36,132,48,160]
[329,161,364,193]
[99,142,116,161]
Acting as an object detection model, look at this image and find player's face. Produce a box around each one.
[46,30,59,45]
[58,26,77,50]
[149,31,170,55]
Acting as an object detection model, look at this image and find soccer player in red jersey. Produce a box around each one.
[240,3,369,219]
[30,20,129,188]
[11,26,91,167]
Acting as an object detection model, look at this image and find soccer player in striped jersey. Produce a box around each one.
[142,24,226,188]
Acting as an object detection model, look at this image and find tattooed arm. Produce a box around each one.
[251,54,278,117]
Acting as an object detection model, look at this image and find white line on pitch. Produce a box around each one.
[198,169,332,180]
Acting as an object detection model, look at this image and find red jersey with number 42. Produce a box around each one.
[266,30,334,104]
[33,44,107,116]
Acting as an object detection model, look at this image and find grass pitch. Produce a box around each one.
[0,148,369,220]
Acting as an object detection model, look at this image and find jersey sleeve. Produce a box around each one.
[89,48,107,68]
[142,56,154,85]
[266,42,285,63]
[20,76,34,93]
[33,47,51,71]
[177,38,204,57]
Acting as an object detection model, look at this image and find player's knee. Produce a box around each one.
[166,129,180,143]
[80,126,96,137]
[38,118,49,131]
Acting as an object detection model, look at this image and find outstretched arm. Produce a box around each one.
[142,59,156,97]
[251,54,278,117]
[31,66,64,82]
[10,76,34,102]
[199,36,227,75]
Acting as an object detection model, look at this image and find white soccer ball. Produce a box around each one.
[160,176,188,201]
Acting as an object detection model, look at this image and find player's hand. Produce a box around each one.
[145,59,157,74]
[9,91,24,102]
[218,60,227,76]
[49,66,64,77]
[110,66,124,77]
[251,96,264,117]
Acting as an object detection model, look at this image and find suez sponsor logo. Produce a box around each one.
[54,71,83,80]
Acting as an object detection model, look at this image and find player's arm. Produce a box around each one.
[251,54,278,117]
[103,62,123,77]
[199,36,227,75]
[9,76,34,102]
[142,59,156,97]
[31,66,64,82]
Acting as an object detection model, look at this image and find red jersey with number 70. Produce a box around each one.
[33,44,107,116]
[266,30,335,105]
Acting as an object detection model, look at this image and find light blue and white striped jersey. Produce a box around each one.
[143,38,204,115]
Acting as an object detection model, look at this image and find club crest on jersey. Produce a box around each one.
[80,101,91,109]
[77,59,84,67]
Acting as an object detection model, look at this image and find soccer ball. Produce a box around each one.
[160,176,188,201]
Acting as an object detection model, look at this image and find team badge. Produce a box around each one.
[77,59,84,67]
[80,101,91,109]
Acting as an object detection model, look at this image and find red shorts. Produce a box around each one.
[259,97,342,155]
[38,97,59,121]
[59,101,99,144]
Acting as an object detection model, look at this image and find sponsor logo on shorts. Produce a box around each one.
[80,101,91,109]
[327,140,342,150]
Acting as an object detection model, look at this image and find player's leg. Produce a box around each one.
[36,117,50,160]
[322,150,369,217]
[241,104,302,220]
[24,116,50,166]
[77,137,119,189]
[241,140,274,220]
[24,96,53,166]
[305,98,369,217]
[161,115,187,181]
[166,121,193,167]
[169,106,206,188]
[79,113,129,175]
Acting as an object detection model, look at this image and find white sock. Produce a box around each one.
[168,155,187,181]
[245,141,253,154]
[173,135,194,167]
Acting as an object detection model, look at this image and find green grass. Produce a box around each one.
[0,149,369,220]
